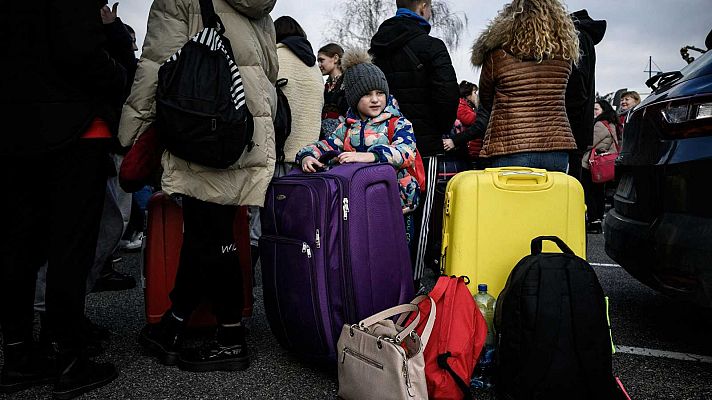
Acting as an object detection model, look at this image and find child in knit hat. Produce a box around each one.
[296,49,420,217]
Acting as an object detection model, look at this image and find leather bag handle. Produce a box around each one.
[358,304,420,343]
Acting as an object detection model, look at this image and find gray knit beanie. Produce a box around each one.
[341,49,390,112]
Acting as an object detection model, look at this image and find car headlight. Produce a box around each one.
[662,102,712,123]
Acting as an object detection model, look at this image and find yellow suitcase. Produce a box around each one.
[441,167,586,298]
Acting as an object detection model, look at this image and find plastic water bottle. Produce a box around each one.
[471,284,496,389]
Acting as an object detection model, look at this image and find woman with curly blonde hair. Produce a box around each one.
[451,0,580,172]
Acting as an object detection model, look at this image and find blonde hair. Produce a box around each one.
[489,0,580,64]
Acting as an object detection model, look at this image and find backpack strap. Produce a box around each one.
[531,236,575,256]
[437,352,474,399]
[567,265,616,397]
[198,0,221,31]
[386,116,399,141]
[402,44,424,71]
[518,264,564,395]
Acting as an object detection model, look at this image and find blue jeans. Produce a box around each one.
[488,151,569,173]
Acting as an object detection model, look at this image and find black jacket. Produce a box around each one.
[1,2,127,156]
[370,16,459,157]
[565,10,606,152]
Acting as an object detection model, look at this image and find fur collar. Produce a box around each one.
[470,17,511,67]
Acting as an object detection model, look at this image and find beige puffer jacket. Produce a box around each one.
[118,0,278,206]
[582,121,618,169]
[276,43,324,163]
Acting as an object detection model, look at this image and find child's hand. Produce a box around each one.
[337,152,377,164]
[443,138,455,151]
[301,156,324,173]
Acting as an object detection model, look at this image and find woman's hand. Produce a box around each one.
[337,152,377,164]
[443,138,455,152]
[301,156,324,173]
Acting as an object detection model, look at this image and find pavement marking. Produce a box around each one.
[616,345,712,364]
[590,262,621,268]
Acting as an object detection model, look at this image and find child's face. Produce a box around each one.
[318,52,339,76]
[357,90,387,119]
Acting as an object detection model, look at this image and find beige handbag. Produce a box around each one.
[337,296,436,400]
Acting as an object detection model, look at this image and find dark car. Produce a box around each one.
[604,42,712,307]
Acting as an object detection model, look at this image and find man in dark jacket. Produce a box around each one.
[370,0,459,280]
[565,10,606,181]
[0,1,126,397]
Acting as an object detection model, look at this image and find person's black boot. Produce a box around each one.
[91,261,136,292]
[52,351,118,400]
[138,311,185,365]
[178,325,249,372]
[0,341,56,394]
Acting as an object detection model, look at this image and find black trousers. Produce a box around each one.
[0,140,109,349]
[581,167,605,222]
[169,196,243,325]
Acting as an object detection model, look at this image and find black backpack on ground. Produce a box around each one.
[494,236,618,400]
[155,0,253,169]
[273,78,292,162]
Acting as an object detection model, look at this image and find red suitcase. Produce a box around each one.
[143,191,253,326]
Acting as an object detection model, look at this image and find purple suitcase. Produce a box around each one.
[260,162,414,361]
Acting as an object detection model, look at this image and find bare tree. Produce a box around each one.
[325,1,468,51]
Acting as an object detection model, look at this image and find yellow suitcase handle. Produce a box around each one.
[489,168,554,191]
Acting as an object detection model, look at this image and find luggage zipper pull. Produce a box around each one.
[302,242,312,258]
[211,118,217,131]
[315,229,321,248]
[342,198,350,221]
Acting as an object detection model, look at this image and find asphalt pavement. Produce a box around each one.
[1,233,711,399]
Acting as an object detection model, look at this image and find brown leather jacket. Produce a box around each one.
[477,49,577,158]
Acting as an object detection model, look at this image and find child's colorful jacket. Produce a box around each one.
[296,96,420,212]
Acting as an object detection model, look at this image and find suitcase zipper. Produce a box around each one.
[341,348,383,370]
[342,198,350,220]
[301,242,312,258]
[315,229,320,249]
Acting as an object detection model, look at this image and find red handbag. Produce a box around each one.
[589,122,619,183]
[119,126,163,193]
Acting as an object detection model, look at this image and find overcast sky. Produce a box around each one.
[119,0,711,97]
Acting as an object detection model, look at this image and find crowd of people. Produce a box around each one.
[1,0,642,398]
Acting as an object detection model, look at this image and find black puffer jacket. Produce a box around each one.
[370,16,459,157]
[565,10,606,152]
[1,2,127,156]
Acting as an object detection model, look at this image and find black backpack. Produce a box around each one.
[155,0,253,169]
[273,78,292,162]
[494,236,618,400]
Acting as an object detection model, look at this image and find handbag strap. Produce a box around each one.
[600,120,620,150]
[393,295,438,346]
[358,304,421,343]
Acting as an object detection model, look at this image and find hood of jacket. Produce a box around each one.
[224,0,275,19]
[370,16,429,55]
[345,95,402,125]
[470,13,515,67]
[571,9,606,45]
[279,36,316,67]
